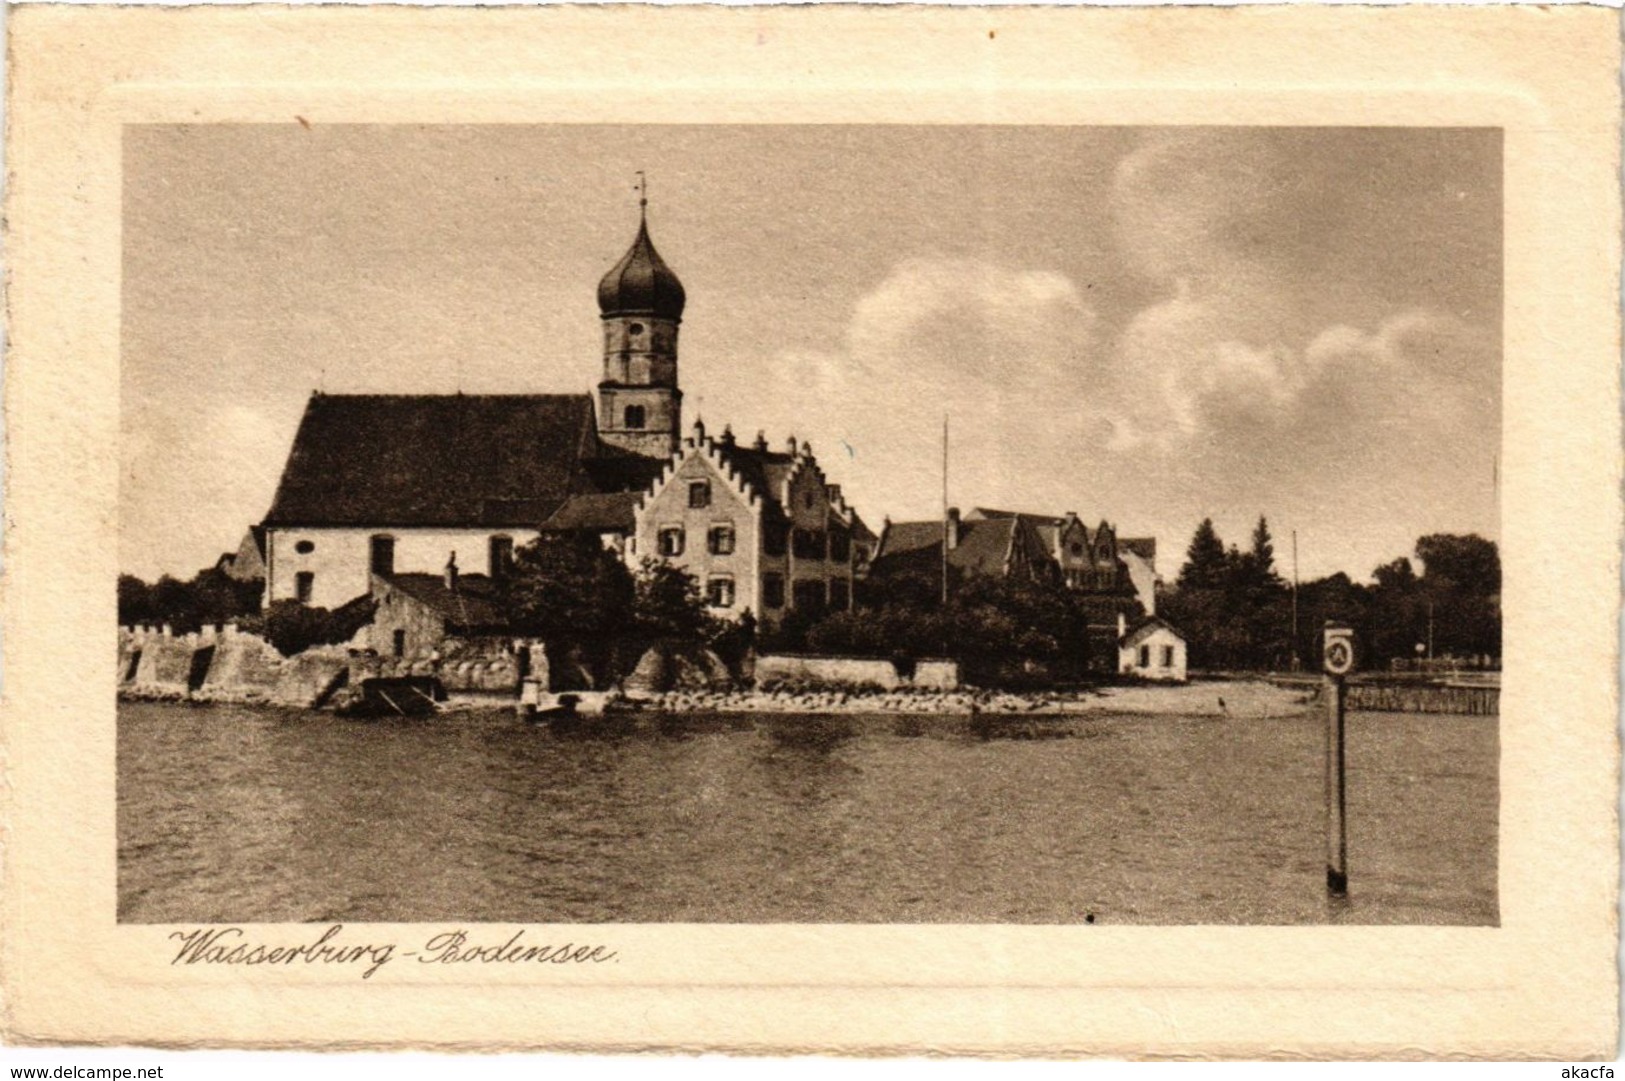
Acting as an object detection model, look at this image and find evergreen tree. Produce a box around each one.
[1246,516,1282,588]
[1178,518,1228,590]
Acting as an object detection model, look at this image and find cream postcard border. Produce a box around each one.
[4,5,1618,1056]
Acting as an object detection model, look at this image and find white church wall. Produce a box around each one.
[266,527,540,610]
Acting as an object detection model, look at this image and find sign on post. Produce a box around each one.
[1323,622,1353,896]
[1323,624,1356,677]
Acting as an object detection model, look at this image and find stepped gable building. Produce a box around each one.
[869,506,1159,615]
[258,204,860,624]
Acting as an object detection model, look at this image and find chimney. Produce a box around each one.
[444,551,459,592]
[946,507,961,550]
[692,416,706,443]
[785,434,798,455]
[720,424,736,448]
[754,430,769,452]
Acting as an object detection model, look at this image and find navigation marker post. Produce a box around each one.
[1322,621,1356,896]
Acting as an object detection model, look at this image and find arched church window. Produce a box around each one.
[489,535,514,579]
[625,405,646,429]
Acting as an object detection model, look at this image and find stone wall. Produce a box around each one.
[120,624,376,706]
[354,636,523,693]
[753,653,961,691]
[911,659,960,690]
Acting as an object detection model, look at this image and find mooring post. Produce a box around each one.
[1323,621,1355,896]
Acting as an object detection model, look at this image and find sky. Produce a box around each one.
[121,124,1500,583]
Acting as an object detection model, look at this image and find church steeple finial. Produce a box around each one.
[635,170,647,222]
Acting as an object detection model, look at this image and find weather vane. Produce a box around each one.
[635,170,647,218]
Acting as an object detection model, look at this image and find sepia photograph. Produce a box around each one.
[116,123,1501,927]
[5,4,1617,1056]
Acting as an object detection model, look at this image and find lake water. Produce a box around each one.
[118,701,1497,925]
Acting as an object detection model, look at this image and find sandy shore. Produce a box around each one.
[625,678,1315,719]
[122,677,1318,720]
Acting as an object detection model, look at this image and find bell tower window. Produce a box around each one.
[624,405,646,429]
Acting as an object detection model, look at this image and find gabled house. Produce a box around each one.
[543,420,858,625]
[1118,614,1188,682]
[869,506,1157,616]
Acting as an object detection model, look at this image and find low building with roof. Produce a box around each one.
[1118,615,1188,682]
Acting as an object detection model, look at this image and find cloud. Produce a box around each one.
[748,256,1105,520]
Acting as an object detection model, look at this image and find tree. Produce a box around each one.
[117,567,263,633]
[1236,516,1283,591]
[632,558,708,642]
[244,597,376,658]
[505,535,635,644]
[1415,534,1500,594]
[1412,534,1500,659]
[1178,519,1229,591]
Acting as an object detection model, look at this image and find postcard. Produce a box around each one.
[3,3,1618,1057]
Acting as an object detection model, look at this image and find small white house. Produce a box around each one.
[1118,614,1188,682]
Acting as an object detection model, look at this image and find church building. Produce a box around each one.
[258,203,860,627]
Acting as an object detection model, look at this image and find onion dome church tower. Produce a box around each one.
[596,188,686,458]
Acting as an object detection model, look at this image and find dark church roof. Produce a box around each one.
[597,218,686,321]
[263,393,610,529]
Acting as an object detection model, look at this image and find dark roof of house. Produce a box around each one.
[382,572,509,630]
[874,518,1021,577]
[1121,616,1183,647]
[1120,537,1157,561]
[539,491,642,533]
[970,507,1064,525]
[597,218,686,321]
[711,442,798,516]
[263,394,610,528]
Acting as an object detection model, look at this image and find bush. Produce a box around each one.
[241,596,376,658]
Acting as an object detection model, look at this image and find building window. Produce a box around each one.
[369,534,395,576]
[1070,542,1084,557]
[792,528,825,560]
[1161,645,1175,668]
[706,577,735,608]
[763,518,788,557]
[295,572,315,605]
[829,579,851,611]
[803,491,815,509]
[762,573,785,609]
[792,579,827,613]
[829,528,851,563]
[392,629,406,659]
[489,535,514,579]
[689,481,711,509]
[707,524,735,555]
[1138,645,1151,668]
[294,539,315,555]
[658,528,685,557]
[625,404,646,429]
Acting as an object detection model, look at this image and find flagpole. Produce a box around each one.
[941,414,950,606]
[1292,529,1300,671]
